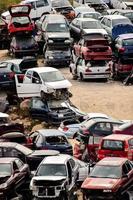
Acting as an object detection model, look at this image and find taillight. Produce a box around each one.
[119,47,125,53]
[85,68,92,72]
[63,126,69,132]
[9,72,15,79]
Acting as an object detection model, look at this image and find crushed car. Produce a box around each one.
[8,4,35,35]
[0,157,30,200]
[30,154,90,199]
[81,157,133,200]
[15,67,72,100]
[29,97,76,125]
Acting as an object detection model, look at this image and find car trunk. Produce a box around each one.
[86,40,109,52]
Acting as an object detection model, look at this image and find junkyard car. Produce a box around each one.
[70,58,111,81]
[85,0,108,14]
[76,11,102,20]
[0,157,30,199]
[30,154,89,199]
[100,15,132,37]
[73,34,112,60]
[98,134,133,161]
[10,35,39,57]
[8,4,35,35]
[15,67,72,100]
[0,17,8,48]
[113,9,133,23]
[30,129,73,155]
[74,5,95,17]
[110,0,133,10]
[114,121,133,135]
[0,142,59,171]
[81,157,133,200]
[70,18,108,40]
[51,0,75,22]
[29,97,76,125]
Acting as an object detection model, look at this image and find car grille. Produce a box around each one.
[34,180,63,186]
[38,186,55,196]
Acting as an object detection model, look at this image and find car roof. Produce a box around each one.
[76,18,98,22]
[45,14,66,23]
[97,157,128,166]
[102,134,133,141]
[41,154,72,164]
[118,33,133,39]
[2,59,23,65]
[27,67,58,73]
[37,129,66,137]
[103,15,129,20]
[0,142,18,147]
[0,157,18,163]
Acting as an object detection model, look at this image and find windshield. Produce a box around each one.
[90,165,121,179]
[112,18,131,26]
[83,13,101,19]
[36,164,67,176]
[82,21,102,29]
[0,163,12,176]
[52,0,71,7]
[16,143,32,155]
[40,71,65,82]
[102,140,124,150]
[123,38,133,46]
[16,37,35,45]
[46,23,69,32]
[46,136,68,144]
[48,100,65,108]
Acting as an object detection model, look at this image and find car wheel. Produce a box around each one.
[79,73,84,81]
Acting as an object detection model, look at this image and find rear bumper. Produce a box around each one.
[83,73,110,79]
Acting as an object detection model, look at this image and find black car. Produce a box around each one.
[10,35,39,58]
[29,97,76,125]
[0,142,59,171]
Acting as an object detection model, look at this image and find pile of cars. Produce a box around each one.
[0,0,133,199]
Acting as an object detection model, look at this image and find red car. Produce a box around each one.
[73,34,112,61]
[8,4,35,35]
[81,157,133,200]
[114,122,133,135]
[110,59,133,78]
[98,134,133,161]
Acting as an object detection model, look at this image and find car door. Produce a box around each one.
[15,159,29,182]
[15,70,41,98]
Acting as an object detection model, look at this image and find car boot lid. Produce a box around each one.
[45,80,72,89]
[8,4,31,17]
[82,177,120,189]
[83,29,107,36]
[112,24,133,40]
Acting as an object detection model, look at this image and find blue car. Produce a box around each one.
[30,129,73,155]
[112,24,133,60]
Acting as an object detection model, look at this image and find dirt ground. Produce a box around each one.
[0,49,133,121]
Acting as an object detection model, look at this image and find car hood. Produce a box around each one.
[45,80,72,89]
[112,24,133,40]
[32,176,66,181]
[81,177,120,190]
[30,150,59,157]
[83,29,107,35]
[47,32,70,39]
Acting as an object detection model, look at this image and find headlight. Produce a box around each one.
[64,39,71,44]
[103,189,112,192]
[48,56,54,59]
[48,39,54,44]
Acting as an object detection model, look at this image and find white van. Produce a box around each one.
[1,0,52,22]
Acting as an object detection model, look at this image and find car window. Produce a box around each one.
[106,19,111,27]
[13,161,19,171]
[94,122,112,131]
[32,98,46,109]
[101,17,107,25]
[15,159,23,169]
[122,164,129,175]
[89,135,102,145]
[36,0,48,7]
[77,58,83,66]
[26,70,33,79]
[125,161,132,172]
[32,72,41,83]
[69,158,75,169]
[46,136,68,144]
[128,139,133,149]
[102,140,124,150]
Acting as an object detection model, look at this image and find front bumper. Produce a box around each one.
[46,57,71,65]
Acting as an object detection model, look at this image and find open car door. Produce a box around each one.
[15,74,41,98]
[8,4,31,17]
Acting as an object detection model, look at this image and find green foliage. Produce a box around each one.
[0,0,21,13]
